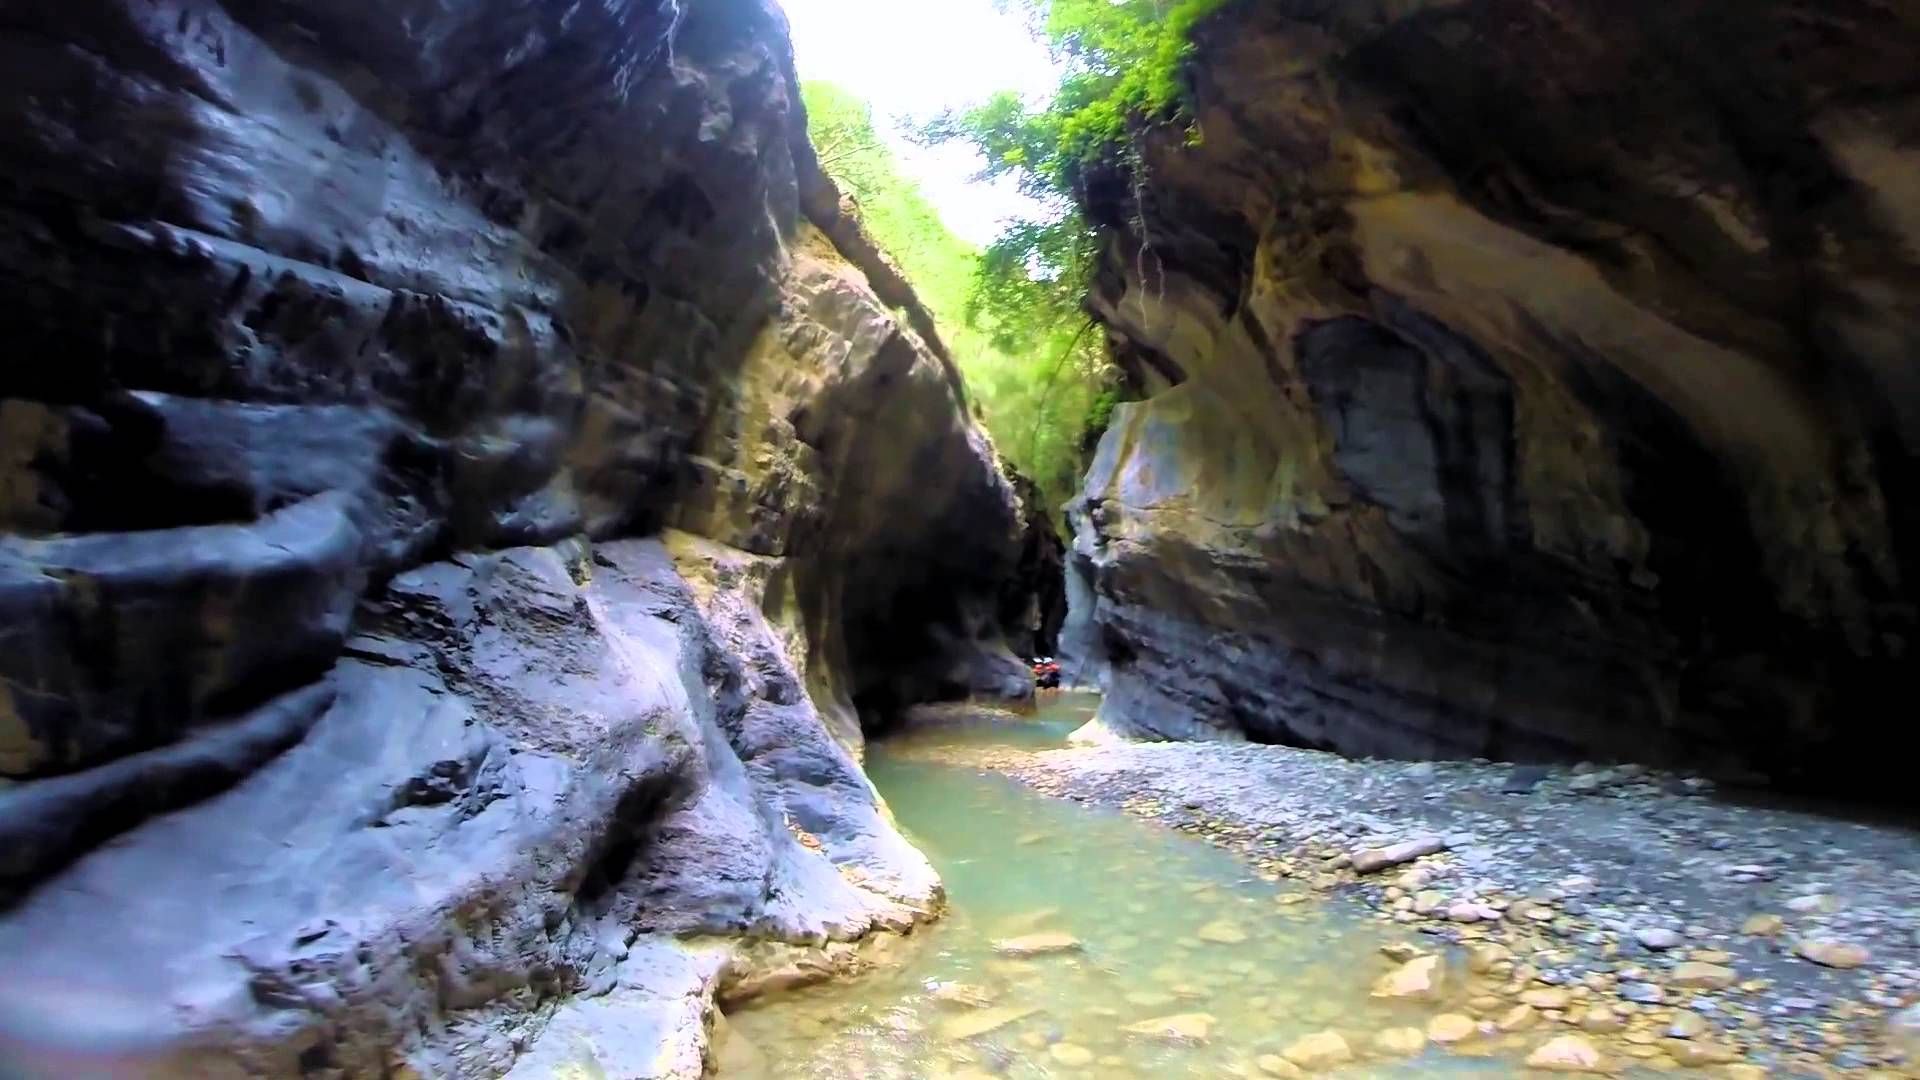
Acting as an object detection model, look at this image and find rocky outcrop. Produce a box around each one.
[0,0,1031,1073]
[1069,0,1920,788]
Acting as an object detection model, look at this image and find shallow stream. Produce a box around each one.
[719,694,1518,1077]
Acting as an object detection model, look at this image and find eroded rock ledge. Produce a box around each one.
[0,0,1033,1074]
[1065,0,1920,790]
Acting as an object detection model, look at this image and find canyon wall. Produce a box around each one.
[1068,0,1920,788]
[0,0,1033,1074]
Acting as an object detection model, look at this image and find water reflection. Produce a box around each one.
[721,694,1516,1077]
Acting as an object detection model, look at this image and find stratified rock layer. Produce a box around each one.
[1067,0,1919,786]
[0,0,1030,1074]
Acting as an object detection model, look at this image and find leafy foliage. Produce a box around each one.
[801,5,1221,520]
[802,83,1113,518]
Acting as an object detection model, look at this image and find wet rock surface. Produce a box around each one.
[1065,0,1920,789]
[958,735,1920,1076]
[0,0,1037,1073]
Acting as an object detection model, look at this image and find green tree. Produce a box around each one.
[906,1,1231,515]
[801,82,1115,520]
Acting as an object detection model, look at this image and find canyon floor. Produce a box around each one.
[870,698,1920,1078]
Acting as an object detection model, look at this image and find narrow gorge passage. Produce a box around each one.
[3,0,1919,1077]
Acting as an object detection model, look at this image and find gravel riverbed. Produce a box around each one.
[900,712,1920,1078]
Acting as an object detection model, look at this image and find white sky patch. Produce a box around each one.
[780,0,1061,247]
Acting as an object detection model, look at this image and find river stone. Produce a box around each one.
[1579,1007,1623,1034]
[1520,988,1571,1010]
[1796,939,1871,969]
[1670,962,1737,989]
[939,1005,1040,1041]
[1427,1013,1478,1043]
[931,982,998,1009]
[1665,1038,1737,1066]
[1633,927,1682,951]
[1351,837,1447,874]
[1372,955,1443,1000]
[1526,1035,1608,1072]
[1121,1012,1216,1043]
[1256,1054,1306,1078]
[1891,1003,1920,1059]
[1197,919,1250,945]
[1667,1011,1709,1039]
[1497,1004,1540,1032]
[1619,981,1667,1004]
[1741,914,1784,937]
[1281,1030,1353,1071]
[1374,1027,1427,1056]
[993,933,1083,957]
[1048,1043,1094,1066]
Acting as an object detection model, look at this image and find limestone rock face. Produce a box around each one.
[0,0,1030,1073]
[1068,0,1920,787]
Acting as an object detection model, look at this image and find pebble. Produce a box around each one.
[1120,1013,1215,1044]
[1350,836,1447,874]
[1255,1054,1305,1078]
[1633,927,1683,951]
[1373,1027,1426,1056]
[1048,1043,1094,1067]
[1196,919,1249,945]
[1670,961,1738,989]
[1426,1013,1477,1043]
[1795,939,1871,970]
[1371,955,1442,1000]
[1521,988,1572,1010]
[1665,1038,1737,1066]
[1667,1011,1710,1039]
[1525,1034,1608,1072]
[1619,982,1667,1005]
[929,982,997,1009]
[1280,1030,1352,1070]
[1497,1004,1540,1032]
[938,1005,1039,1040]
[992,933,1082,957]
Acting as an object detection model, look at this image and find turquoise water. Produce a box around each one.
[719,695,1518,1077]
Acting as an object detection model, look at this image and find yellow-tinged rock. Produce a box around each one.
[1048,1043,1094,1066]
[930,982,997,1009]
[1498,1004,1541,1032]
[1374,1027,1427,1056]
[939,1005,1040,1040]
[1668,1011,1710,1039]
[1741,914,1783,937]
[1522,988,1573,1010]
[1796,939,1871,969]
[1671,962,1737,989]
[1721,1065,1769,1080]
[1255,1054,1305,1078]
[1121,1012,1216,1043]
[1469,943,1512,973]
[993,933,1082,957]
[1428,1013,1478,1043]
[1373,955,1444,1000]
[1198,919,1250,945]
[1281,1030,1353,1071]
[1665,1038,1738,1066]
[1526,1034,1609,1072]
[1581,1006,1624,1034]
